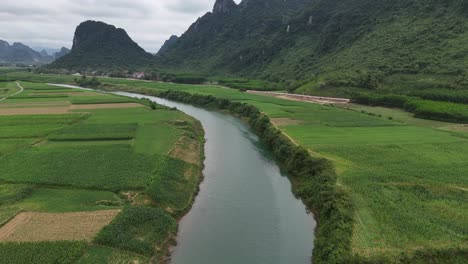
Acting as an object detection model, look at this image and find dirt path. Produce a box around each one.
[0,82,24,102]
[0,107,70,115]
[247,90,350,104]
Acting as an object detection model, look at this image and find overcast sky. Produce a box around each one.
[0,0,241,53]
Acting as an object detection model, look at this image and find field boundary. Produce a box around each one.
[0,82,24,102]
[0,208,23,228]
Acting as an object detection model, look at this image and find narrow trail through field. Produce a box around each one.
[247,90,350,104]
[0,82,24,102]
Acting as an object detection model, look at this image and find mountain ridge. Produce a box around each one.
[46,20,153,71]
[156,0,468,82]
[0,40,54,65]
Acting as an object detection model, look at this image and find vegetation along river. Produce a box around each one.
[112,91,317,263]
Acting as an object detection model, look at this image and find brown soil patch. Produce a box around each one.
[271,118,303,126]
[30,92,98,97]
[168,136,201,165]
[70,103,144,110]
[68,92,100,97]
[29,93,68,96]
[0,107,70,115]
[247,90,350,104]
[0,210,120,242]
[0,101,70,108]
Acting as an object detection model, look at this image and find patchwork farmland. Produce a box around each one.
[0,81,204,263]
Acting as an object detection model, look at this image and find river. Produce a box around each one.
[112,91,316,264]
[53,83,316,264]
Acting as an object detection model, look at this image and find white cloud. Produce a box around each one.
[0,0,241,53]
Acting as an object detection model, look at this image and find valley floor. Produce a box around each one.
[1,72,467,262]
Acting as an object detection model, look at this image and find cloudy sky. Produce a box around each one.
[0,0,241,53]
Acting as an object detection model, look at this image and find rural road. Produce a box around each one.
[0,82,24,102]
[247,90,350,104]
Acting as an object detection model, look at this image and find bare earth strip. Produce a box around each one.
[271,118,304,126]
[0,210,120,242]
[70,103,145,110]
[247,90,350,104]
[0,107,70,116]
[0,101,71,108]
[168,136,201,165]
[29,92,98,97]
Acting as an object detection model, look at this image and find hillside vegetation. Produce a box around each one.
[45,21,153,72]
[158,0,468,82]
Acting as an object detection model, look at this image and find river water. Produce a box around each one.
[109,91,316,263]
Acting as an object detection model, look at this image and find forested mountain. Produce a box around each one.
[46,21,153,72]
[157,35,179,56]
[157,0,468,81]
[0,40,54,65]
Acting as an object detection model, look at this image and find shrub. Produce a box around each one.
[94,206,177,256]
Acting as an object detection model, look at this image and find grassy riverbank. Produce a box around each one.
[2,72,467,262]
[0,80,204,263]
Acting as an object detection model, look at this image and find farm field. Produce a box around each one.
[0,80,204,262]
[87,77,467,260]
[3,73,468,260]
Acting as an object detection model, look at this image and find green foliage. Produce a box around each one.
[158,0,467,83]
[0,241,87,264]
[94,206,177,256]
[324,71,384,90]
[407,99,468,123]
[218,78,282,91]
[76,75,101,88]
[146,157,196,214]
[49,123,137,141]
[352,93,468,123]
[409,88,468,104]
[0,184,33,205]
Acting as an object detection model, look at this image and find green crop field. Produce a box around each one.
[77,245,150,264]
[11,188,124,212]
[48,123,138,141]
[0,80,204,263]
[0,242,87,264]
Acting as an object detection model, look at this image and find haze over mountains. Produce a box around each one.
[44,0,467,81]
[0,40,69,65]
